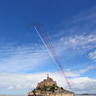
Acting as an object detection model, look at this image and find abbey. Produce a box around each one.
[37,74,57,88]
[28,74,75,96]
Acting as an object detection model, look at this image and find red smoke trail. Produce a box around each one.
[33,23,71,89]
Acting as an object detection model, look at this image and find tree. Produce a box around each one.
[32,89,36,94]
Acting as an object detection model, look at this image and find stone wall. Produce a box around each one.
[40,93,75,96]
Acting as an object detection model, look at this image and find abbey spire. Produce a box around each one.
[47,73,49,79]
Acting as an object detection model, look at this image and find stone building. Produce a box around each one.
[37,74,57,88]
[28,74,75,96]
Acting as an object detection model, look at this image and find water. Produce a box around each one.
[76,95,96,96]
[77,95,96,96]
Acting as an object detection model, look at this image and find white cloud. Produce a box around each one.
[0,72,96,94]
[0,6,96,95]
[65,71,80,77]
[16,85,22,89]
[0,44,51,73]
[7,86,14,89]
[0,34,96,73]
[76,66,95,74]
[0,72,72,90]
[54,34,96,58]
[73,7,96,23]
[52,7,96,60]
[89,50,96,60]
[1,7,96,73]
[70,77,96,94]
[65,66,96,78]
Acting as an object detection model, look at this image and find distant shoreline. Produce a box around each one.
[76,94,96,95]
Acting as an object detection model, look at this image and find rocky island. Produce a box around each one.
[28,74,75,96]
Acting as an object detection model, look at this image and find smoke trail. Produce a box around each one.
[33,23,71,89]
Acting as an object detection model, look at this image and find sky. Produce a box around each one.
[0,0,96,95]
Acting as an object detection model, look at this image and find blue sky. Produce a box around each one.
[0,0,96,95]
